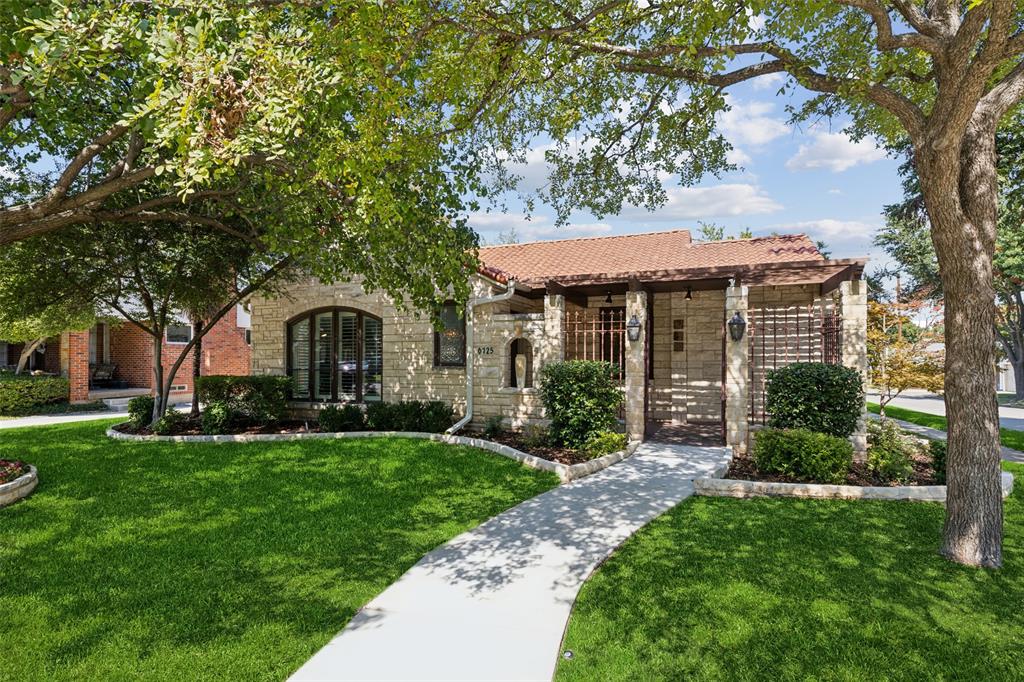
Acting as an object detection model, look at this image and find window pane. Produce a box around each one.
[337,312,358,401]
[166,324,192,344]
[437,303,465,366]
[314,312,333,400]
[363,316,383,402]
[290,318,310,399]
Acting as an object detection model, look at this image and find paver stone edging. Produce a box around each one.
[695,471,1015,502]
[0,465,38,507]
[105,423,639,484]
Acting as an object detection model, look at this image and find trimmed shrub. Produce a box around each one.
[201,401,234,435]
[539,360,623,449]
[128,395,155,428]
[420,401,454,433]
[152,409,187,435]
[583,431,628,459]
[195,376,291,425]
[866,419,914,483]
[521,424,550,449]
[364,400,453,433]
[318,404,365,432]
[483,415,504,440]
[0,374,70,415]
[929,440,947,484]
[753,428,853,484]
[765,362,863,438]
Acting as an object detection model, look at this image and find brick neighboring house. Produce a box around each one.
[249,228,869,453]
[1,304,252,404]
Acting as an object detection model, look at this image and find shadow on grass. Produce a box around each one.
[0,420,556,681]
[556,462,1024,681]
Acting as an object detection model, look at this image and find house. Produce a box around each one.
[1,304,252,405]
[249,229,868,452]
[997,359,1018,395]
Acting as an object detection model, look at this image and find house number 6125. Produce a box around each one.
[476,346,494,355]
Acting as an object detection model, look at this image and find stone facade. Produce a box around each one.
[251,275,870,443]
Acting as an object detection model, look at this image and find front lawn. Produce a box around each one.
[868,401,1024,452]
[0,420,556,681]
[557,462,1024,681]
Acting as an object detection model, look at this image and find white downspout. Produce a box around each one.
[446,280,517,435]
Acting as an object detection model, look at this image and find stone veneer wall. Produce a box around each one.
[250,276,561,428]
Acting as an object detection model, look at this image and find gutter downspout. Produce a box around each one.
[446,280,517,435]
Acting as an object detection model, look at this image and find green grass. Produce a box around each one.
[868,402,1024,452]
[0,400,110,420]
[0,420,556,681]
[557,462,1024,681]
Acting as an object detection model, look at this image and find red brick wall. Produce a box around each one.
[108,306,251,394]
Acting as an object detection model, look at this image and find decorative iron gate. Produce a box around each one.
[564,307,627,384]
[748,304,843,424]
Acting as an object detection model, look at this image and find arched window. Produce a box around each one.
[509,338,533,388]
[287,308,383,402]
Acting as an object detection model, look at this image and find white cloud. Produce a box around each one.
[784,218,877,240]
[622,183,783,220]
[717,98,789,146]
[751,72,785,91]
[467,211,612,243]
[0,165,16,181]
[828,188,843,195]
[785,131,886,172]
[726,146,753,166]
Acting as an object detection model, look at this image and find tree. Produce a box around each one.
[696,221,754,241]
[0,1,483,287]
[868,299,945,416]
[442,0,1024,567]
[0,302,94,374]
[0,223,293,423]
[877,133,1024,401]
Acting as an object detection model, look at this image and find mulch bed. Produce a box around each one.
[727,450,940,487]
[0,459,30,485]
[469,431,594,465]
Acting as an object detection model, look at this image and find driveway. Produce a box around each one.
[868,388,1024,432]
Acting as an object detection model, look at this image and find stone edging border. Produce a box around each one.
[0,465,38,507]
[105,424,639,484]
[694,470,1015,502]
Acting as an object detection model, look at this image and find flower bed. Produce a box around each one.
[0,459,29,485]
[114,417,315,437]
[727,448,940,487]
[0,459,37,507]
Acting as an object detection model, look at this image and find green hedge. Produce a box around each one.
[0,374,70,415]
[195,376,291,425]
[753,428,853,484]
[539,361,623,449]
[318,404,366,432]
[364,401,454,433]
[765,362,863,438]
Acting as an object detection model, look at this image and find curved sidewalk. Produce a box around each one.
[290,442,732,682]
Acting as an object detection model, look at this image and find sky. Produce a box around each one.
[465,77,904,286]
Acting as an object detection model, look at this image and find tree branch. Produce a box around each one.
[835,0,941,53]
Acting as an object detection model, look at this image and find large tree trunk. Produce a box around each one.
[917,123,1004,568]
[151,333,166,425]
[190,320,203,418]
[1013,358,1024,401]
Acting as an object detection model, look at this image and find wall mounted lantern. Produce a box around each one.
[727,312,747,342]
[626,314,642,342]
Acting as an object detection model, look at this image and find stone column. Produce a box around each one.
[840,279,869,456]
[625,289,647,442]
[66,330,91,403]
[542,293,565,367]
[724,285,750,454]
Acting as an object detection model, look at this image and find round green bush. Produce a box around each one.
[753,428,853,484]
[866,419,914,483]
[765,362,864,438]
[201,401,234,435]
[929,440,947,484]
[539,361,622,449]
[583,431,628,459]
[128,395,155,428]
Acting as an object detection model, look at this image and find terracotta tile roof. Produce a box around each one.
[478,230,824,285]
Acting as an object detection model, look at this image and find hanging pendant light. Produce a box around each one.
[685,286,693,300]
[604,291,613,304]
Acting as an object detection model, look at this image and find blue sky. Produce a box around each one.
[465,77,904,283]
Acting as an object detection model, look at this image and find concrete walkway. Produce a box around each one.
[0,409,124,429]
[290,441,732,682]
[870,413,1024,463]
[868,389,1024,432]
